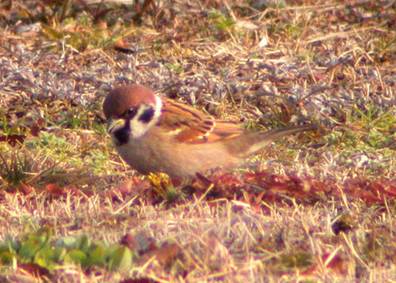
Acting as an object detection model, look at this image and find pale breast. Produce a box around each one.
[114,130,241,178]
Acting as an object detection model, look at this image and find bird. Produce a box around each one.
[103,84,314,178]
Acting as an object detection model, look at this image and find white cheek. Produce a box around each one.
[129,96,162,139]
[130,119,150,138]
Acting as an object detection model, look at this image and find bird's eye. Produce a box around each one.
[126,108,138,118]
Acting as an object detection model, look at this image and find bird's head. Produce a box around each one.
[103,84,162,145]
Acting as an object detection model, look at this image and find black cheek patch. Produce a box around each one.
[138,107,155,123]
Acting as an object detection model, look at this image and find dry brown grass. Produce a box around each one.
[1,191,396,282]
[0,0,395,281]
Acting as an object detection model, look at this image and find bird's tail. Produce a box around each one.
[229,125,315,157]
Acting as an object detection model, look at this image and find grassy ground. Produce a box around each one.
[0,0,395,282]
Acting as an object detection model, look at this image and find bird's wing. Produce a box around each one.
[157,97,243,143]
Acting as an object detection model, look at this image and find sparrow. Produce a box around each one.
[103,84,313,178]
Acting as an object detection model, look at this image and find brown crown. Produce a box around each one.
[103,84,157,119]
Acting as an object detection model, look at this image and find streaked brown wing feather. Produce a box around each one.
[212,121,243,138]
[158,98,243,143]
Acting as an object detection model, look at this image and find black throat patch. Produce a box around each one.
[114,120,130,145]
